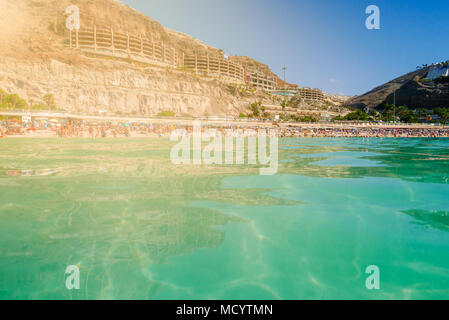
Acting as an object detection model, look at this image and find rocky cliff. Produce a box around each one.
[0,56,258,116]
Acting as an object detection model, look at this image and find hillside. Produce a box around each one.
[0,0,283,116]
[229,56,297,88]
[347,65,449,110]
[0,0,218,59]
[0,0,345,118]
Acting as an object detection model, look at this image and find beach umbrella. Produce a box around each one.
[7,170,21,177]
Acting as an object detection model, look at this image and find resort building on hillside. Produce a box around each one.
[427,66,449,80]
[246,71,278,90]
[267,87,325,102]
[67,26,324,95]
[296,87,324,102]
[183,54,246,84]
[69,27,183,67]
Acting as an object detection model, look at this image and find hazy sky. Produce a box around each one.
[120,0,449,96]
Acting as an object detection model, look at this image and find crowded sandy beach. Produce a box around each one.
[1,117,448,139]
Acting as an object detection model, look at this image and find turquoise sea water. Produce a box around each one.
[0,137,449,300]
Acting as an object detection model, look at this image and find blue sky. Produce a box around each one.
[121,0,449,96]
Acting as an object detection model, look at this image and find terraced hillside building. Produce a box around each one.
[183,54,246,84]
[68,27,287,89]
[246,71,278,90]
[69,27,182,67]
[296,87,324,102]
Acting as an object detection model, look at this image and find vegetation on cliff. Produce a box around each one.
[0,89,58,111]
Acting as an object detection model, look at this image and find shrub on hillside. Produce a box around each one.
[157,110,176,117]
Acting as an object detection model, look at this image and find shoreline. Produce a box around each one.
[1,128,449,139]
[2,116,449,139]
[1,111,448,129]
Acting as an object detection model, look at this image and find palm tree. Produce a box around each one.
[281,100,287,111]
[43,93,56,110]
[0,89,4,108]
[10,94,18,109]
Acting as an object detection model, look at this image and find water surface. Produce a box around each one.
[0,137,448,299]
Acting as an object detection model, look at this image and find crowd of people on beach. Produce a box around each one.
[1,119,449,139]
[280,126,449,138]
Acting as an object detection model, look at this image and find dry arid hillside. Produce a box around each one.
[0,0,217,59]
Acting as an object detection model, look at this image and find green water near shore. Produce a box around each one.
[0,138,449,299]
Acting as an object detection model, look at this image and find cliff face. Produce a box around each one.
[0,56,257,116]
[348,66,449,110]
[0,0,279,116]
